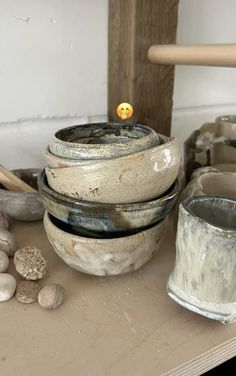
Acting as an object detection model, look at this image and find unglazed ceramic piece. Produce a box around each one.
[181,172,236,202]
[184,115,236,181]
[38,284,65,310]
[167,195,236,324]
[44,212,166,276]
[0,228,17,257]
[16,281,42,304]
[46,135,180,204]
[14,246,47,280]
[49,122,160,160]
[0,250,9,272]
[0,169,44,221]
[38,170,178,235]
[0,273,16,301]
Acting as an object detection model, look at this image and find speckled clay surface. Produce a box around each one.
[191,164,236,180]
[44,211,166,276]
[38,170,178,234]
[0,169,44,221]
[49,122,160,160]
[46,135,180,204]
[167,195,236,324]
[181,172,236,202]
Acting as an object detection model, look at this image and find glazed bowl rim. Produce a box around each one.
[38,169,178,212]
[45,133,178,165]
[44,210,165,242]
[51,122,157,147]
[181,195,236,232]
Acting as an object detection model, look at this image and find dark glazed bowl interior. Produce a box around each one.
[183,195,236,231]
[54,122,158,145]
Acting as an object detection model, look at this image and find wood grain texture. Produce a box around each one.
[108,0,179,135]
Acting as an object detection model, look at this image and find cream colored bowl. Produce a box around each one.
[44,212,166,276]
[45,135,180,204]
[181,172,236,202]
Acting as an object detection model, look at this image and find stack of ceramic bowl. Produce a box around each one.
[39,122,180,276]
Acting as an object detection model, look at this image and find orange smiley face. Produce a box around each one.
[116,102,133,120]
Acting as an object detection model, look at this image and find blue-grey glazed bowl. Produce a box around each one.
[38,170,178,236]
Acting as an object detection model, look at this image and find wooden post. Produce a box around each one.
[108,0,179,135]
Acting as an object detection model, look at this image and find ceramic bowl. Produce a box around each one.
[45,146,89,168]
[45,134,180,204]
[191,163,236,180]
[181,172,236,202]
[44,211,166,276]
[38,169,178,235]
[167,195,236,324]
[49,122,160,160]
[184,115,236,181]
[0,169,44,221]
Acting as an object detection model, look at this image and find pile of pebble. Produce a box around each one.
[0,211,65,310]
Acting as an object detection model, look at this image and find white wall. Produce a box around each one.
[0,0,236,167]
[172,0,236,146]
[0,0,108,123]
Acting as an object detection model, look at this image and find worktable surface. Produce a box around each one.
[1,218,236,376]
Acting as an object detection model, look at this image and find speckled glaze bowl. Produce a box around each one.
[38,169,178,235]
[191,164,236,180]
[0,169,44,221]
[49,122,160,160]
[45,134,180,204]
[44,211,166,276]
[167,195,236,324]
[181,172,236,202]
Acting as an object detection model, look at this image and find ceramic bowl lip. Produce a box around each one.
[45,133,178,166]
[38,169,178,212]
[51,121,157,147]
[44,210,165,241]
[0,168,41,197]
[181,195,236,232]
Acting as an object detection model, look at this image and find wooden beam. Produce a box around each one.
[108,0,179,135]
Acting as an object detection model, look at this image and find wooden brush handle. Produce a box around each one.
[0,165,37,192]
[148,44,236,67]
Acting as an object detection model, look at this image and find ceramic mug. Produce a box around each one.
[167,195,236,324]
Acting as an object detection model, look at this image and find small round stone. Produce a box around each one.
[0,273,16,301]
[16,281,42,304]
[14,246,47,280]
[0,250,9,272]
[0,229,17,257]
[38,284,65,310]
[0,211,9,230]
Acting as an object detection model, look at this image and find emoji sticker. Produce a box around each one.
[116,102,133,120]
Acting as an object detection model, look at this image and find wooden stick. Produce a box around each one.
[0,165,37,192]
[148,44,236,67]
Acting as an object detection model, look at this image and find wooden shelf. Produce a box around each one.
[1,218,236,376]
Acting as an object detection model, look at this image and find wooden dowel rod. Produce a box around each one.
[148,44,236,67]
[0,165,36,192]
